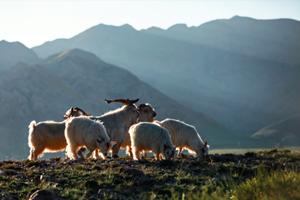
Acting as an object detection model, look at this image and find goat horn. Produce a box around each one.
[127,99,139,104]
[105,99,131,105]
[74,107,92,116]
[205,139,207,146]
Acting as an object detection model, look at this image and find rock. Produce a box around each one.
[0,170,5,175]
[40,175,51,181]
[123,168,145,177]
[29,189,64,200]
[124,168,150,186]
[0,193,15,200]
[97,189,126,200]
[137,175,150,186]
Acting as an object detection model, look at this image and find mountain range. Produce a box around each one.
[1,16,300,159]
[0,44,266,160]
[31,16,300,141]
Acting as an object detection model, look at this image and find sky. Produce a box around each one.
[0,0,300,48]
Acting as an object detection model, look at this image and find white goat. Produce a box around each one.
[65,116,116,160]
[121,103,157,156]
[155,118,210,158]
[129,122,176,161]
[28,107,91,160]
[86,99,140,158]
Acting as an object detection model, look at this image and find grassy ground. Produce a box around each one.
[210,146,300,154]
[0,148,299,199]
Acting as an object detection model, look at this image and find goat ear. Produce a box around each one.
[107,141,117,149]
[111,141,117,146]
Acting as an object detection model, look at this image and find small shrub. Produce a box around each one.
[2,164,22,170]
[280,149,291,154]
[24,160,41,168]
[3,169,16,175]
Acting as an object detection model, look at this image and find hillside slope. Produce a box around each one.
[31,18,300,137]
[0,48,268,160]
[252,115,300,146]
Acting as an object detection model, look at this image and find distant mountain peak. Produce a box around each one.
[144,26,164,31]
[36,48,106,68]
[228,15,256,23]
[230,15,254,20]
[167,23,189,31]
[120,24,136,31]
[0,41,39,71]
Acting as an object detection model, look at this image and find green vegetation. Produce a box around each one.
[0,148,299,199]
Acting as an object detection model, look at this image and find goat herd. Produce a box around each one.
[28,99,210,161]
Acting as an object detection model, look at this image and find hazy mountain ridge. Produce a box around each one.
[31,17,300,137]
[142,16,300,66]
[252,115,300,145]
[0,47,266,160]
[0,40,40,71]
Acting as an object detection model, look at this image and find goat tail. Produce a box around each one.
[28,120,36,134]
[28,120,37,148]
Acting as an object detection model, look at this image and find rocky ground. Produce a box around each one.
[0,148,299,200]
